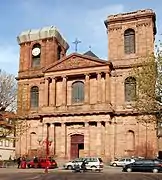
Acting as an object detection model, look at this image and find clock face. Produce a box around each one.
[32,47,41,56]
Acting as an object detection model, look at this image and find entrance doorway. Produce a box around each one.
[71,134,84,159]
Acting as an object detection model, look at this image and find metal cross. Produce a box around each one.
[73,38,81,52]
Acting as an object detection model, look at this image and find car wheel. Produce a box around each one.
[27,164,31,168]
[91,166,97,172]
[126,168,132,172]
[153,168,158,173]
[112,163,117,167]
[67,165,73,170]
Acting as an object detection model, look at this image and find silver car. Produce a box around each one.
[63,157,104,171]
[110,158,135,167]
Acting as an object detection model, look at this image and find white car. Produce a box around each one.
[63,157,84,170]
[63,157,104,171]
[110,158,135,167]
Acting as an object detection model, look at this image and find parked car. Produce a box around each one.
[27,157,58,169]
[63,157,104,171]
[110,158,135,167]
[123,159,162,173]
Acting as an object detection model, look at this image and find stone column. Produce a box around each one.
[105,72,111,103]
[96,122,102,156]
[50,77,56,106]
[62,76,67,106]
[39,79,45,107]
[85,74,90,104]
[97,73,102,103]
[108,119,116,160]
[84,122,90,156]
[61,123,66,158]
[105,121,111,160]
[50,123,55,156]
[44,78,49,106]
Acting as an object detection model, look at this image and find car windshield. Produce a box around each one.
[119,159,125,162]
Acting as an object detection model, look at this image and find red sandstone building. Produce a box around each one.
[16,9,157,161]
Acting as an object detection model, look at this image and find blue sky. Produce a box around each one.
[0,0,162,75]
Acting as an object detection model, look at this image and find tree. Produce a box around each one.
[0,69,17,111]
[131,50,161,158]
[132,53,158,118]
[0,70,29,140]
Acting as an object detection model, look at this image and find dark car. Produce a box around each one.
[27,157,58,169]
[123,159,162,173]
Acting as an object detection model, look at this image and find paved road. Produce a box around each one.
[0,167,162,180]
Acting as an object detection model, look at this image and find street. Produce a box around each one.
[0,167,162,180]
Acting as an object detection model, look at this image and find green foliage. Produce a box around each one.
[132,51,162,123]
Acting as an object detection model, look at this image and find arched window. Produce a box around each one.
[125,77,136,102]
[72,81,84,103]
[57,45,62,60]
[32,43,41,67]
[124,29,135,54]
[30,86,39,108]
[126,130,135,150]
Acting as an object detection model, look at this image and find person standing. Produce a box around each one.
[33,156,39,168]
[17,157,21,169]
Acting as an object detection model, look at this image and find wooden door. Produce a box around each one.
[70,134,84,159]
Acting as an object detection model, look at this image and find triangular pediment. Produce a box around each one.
[44,53,108,73]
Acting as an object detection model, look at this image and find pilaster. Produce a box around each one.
[84,122,90,156]
[44,78,49,106]
[50,77,56,106]
[97,73,102,103]
[96,122,102,156]
[61,123,66,158]
[85,74,90,104]
[62,76,67,106]
[105,72,111,103]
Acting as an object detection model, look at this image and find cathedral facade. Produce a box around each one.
[16,9,157,161]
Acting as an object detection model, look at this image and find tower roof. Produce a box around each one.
[17,26,69,50]
[104,9,156,35]
[83,50,98,58]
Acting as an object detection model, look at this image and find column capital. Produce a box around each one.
[85,74,90,81]
[51,77,56,83]
[97,121,102,126]
[44,77,51,81]
[51,123,55,127]
[85,122,89,127]
[45,123,50,127]
[51,76,56,80]
[62,75,67,78]
[61,122,66,126]
[97,72,102,77]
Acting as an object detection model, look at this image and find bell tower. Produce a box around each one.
[104,9,156,65]
[17,26,69,74]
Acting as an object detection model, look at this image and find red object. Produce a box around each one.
[21,161,27,169]
[27,158,57,169]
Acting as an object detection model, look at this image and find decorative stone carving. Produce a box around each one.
[136,22,151,27]
[69,124,84,129]
[108,26,122,32]
[45,56,106,72]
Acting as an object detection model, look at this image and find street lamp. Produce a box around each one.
[44,123,53,173]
